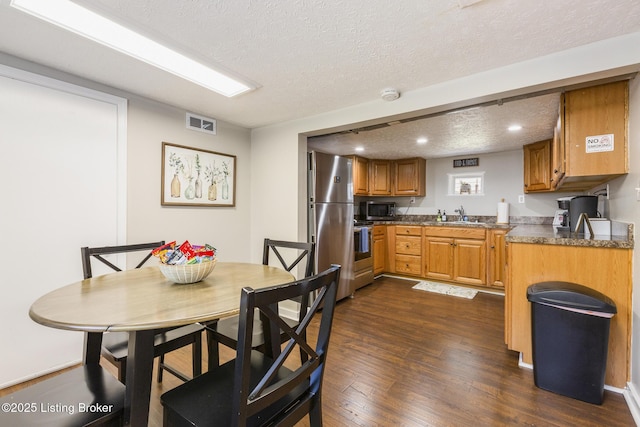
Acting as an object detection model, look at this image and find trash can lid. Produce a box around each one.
[526,281,616,314]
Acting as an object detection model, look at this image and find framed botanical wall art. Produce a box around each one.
[161,142,236,207]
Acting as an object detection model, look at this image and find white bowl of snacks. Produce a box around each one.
[159,258,216,284]
[153,241,217,284]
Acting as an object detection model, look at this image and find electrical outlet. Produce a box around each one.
[518,195,525,203]
[409,197,415,204]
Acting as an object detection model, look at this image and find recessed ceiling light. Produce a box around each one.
[10,0,255,97]
[417,137,428,144]
[355,146,365,152]
[508,124,523,132]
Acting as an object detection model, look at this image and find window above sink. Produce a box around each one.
[448,172,485,196]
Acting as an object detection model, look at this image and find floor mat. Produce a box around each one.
[412,280,478,299]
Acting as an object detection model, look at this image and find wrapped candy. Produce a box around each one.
[153,241,216,265]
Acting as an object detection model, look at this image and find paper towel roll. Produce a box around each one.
[497,202,509,224]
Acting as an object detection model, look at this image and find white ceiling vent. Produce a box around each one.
[186,112,217,135]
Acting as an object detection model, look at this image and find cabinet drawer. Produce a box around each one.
[396,225,422,236]
[395,235,421,255]
[373,225,386,237]
[424,226,486,240]
[395,254,422,276]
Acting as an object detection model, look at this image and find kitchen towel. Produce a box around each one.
[497,201,509,224]
[359,227,369,253]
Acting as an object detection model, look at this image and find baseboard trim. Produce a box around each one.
[0,359,80,390]
[624,382,640,426]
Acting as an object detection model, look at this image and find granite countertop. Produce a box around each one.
[505,224,634,249]
[371,215,634,249]
[373,220,511,229]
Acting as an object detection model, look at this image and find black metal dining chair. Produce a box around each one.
[161,264,340,427]
[205,239,315,369]
[81,242,204,383]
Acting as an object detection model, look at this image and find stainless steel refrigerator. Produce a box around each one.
[308,151,354,301]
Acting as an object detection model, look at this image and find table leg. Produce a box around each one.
[83,332,103,365]
[123,330,154,427]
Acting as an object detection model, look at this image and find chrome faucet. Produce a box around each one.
[455,205,466,221]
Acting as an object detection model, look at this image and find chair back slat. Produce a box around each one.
[262,238,315,279]
[81,241,164,279]
[231,264,340,426]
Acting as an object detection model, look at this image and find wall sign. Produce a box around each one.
[585,134,614,153]
[453,157,479,168]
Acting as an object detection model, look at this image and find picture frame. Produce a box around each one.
[161,142,236,207]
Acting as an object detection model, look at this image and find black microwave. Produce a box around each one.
[360,201,396,220]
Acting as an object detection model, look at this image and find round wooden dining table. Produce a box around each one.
[29,262,295,427]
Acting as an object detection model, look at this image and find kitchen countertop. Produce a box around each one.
[374,220,511,229]
[370,216,634,249]
[505,224,634,249]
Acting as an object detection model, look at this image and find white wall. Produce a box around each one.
[125,97,252,262]
[0,66,125,387]
[0,56,253,387]
[607,74,640,416]
[362,150,564,219]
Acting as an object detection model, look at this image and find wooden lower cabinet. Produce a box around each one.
[423,237,454,281]
[487,228,507,288]
[372,225,386,275]
[423,227,486,286]
[453,238,486,286]
[394,226,422,276]
[505,242,631,389]
[381,225,505,290]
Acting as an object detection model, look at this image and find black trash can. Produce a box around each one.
[527,281,616,404]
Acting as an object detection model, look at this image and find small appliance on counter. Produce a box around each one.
[552,197,571,231]
[553,195,599,233]
[569,195,598,233]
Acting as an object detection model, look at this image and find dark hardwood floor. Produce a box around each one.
[2,276,635,426]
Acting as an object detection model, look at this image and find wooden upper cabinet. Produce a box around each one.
[369,159,393,195]
[523,81,628,193]
[523,139,552,193]
[394,158,426,197]
[352,156,426,196]
[551,98,565,189]
[351,155,370,196]
[560,80,628,189]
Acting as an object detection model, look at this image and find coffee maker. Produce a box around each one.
[553,195,599,232]
[552,197,571,231]
[569,195,598,233]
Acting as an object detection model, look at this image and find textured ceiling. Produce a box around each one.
[0,0,639,158]
[308,92,562,159]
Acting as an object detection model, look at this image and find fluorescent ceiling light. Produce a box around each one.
[508,124,523,131]
[416,137,428,144]
[11,0,254,97]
